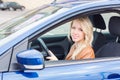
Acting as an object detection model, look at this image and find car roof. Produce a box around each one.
[49,0,118,8]
[53,0,108,5]
[55,0,107,3]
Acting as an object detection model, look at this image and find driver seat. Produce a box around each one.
[96,16,120,58]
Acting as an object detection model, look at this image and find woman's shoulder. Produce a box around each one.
[83,45,94,53]
[76,45,95,59]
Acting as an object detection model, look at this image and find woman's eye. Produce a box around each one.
[79,28,83,31]
[71,26,75,29]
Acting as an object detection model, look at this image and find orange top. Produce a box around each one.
[65,45,95,60]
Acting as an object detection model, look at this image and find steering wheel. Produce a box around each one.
[37,38,50,57]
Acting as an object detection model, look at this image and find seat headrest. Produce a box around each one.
[89,14,106,30]
[109,16,120,36]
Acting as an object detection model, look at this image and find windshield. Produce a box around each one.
[0,5,61,39]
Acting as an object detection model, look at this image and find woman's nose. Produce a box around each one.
[73,29,78,34]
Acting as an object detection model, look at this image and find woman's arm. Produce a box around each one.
[46,50,58,61]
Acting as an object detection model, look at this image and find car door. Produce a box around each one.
[3,58,120,80]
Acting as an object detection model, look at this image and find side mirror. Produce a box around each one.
[16,49,45,70]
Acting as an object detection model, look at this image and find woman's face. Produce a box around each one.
[70,20,85,43]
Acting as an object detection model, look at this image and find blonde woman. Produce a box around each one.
[47,16,95,60]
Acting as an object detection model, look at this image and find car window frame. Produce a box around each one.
[28,8,120,62]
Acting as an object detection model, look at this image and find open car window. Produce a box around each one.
[30,12,120,62]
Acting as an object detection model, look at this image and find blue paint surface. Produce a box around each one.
[3,60,120,80]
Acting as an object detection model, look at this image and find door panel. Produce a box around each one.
[3,60,120,80]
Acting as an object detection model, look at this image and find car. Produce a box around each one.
[0,2,25,11]
[1,0,120,79]
[0,0,3,3]
[6,2,25,11]
[0,2,8,10]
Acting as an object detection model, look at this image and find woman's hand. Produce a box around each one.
[46,50,58,61]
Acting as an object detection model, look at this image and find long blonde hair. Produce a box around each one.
[70,16,93,60]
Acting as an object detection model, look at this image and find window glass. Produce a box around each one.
[101,13,120,33]
[0,6,61,40]
[42,22,71,37]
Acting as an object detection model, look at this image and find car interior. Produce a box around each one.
[30,12,120,61]
[89,14,107,53]
[96,16,120,57]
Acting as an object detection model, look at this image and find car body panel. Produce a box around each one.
[0,48,12,72]
[3,59,120,80]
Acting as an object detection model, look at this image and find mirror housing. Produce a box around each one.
[16,49,44,70]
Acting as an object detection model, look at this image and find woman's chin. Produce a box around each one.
[72,39,79,42]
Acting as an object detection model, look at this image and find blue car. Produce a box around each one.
[1,0,120,79]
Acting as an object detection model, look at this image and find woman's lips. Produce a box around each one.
[72,35,79,40]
